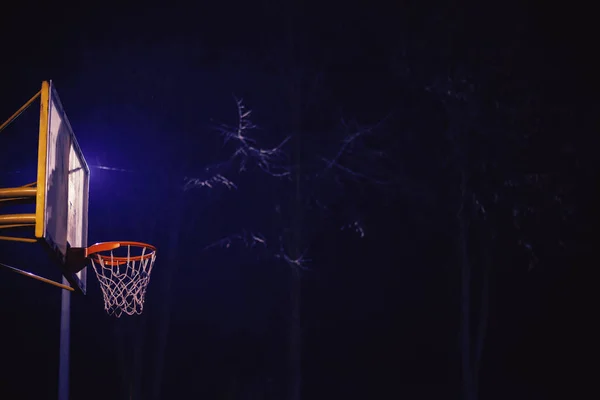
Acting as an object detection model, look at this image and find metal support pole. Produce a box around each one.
[58,276,71,400]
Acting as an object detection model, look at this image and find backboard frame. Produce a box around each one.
[35,80,90,294]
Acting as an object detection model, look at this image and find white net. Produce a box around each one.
[90,244,156,317]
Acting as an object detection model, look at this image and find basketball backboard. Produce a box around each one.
[0,80,89,293]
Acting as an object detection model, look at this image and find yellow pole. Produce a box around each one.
[0,90,41,133]
[0,214,36,225]
[0,187,37,199]
[35,82,50,238]
[0,261,74,291]
[0,236,37,243]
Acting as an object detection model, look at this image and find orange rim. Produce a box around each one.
[86,241,156,264]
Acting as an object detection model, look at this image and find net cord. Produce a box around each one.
[90,245,156,317]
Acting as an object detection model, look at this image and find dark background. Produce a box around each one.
[0,1,596,399]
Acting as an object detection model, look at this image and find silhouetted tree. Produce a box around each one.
[394,58,578,400]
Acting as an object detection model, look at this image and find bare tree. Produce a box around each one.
[183,93,393,399]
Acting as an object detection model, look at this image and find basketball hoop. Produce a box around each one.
[85,241,157,318]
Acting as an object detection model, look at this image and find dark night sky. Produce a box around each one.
[0,2,597,400]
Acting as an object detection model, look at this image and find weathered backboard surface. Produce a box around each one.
[36,81,90,292]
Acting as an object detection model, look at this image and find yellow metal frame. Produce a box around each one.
[35,80,50,239]
[0,261,74,291]
[0,81,78,290]
[0,82,50,243]
[0,81,89,292]
[0,90,40,134]
[0,183,37,242]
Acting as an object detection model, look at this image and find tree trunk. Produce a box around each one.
[288,266,302,400]
[283,1,304,396]
[151,190,184,400]
[457,170,476,400]
[457,170,491,400]
[286,17,303,400]
[131,315,145,400]
[458,200,476,400]
[286,129,303,400]
[473,245,491,396]
[114,315,144,400]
